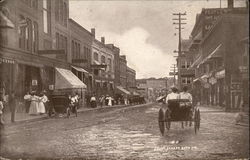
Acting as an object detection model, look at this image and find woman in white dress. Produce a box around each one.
[29,92,39,115]
[38,92,47,114]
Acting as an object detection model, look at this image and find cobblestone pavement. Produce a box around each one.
[0,104,249,160]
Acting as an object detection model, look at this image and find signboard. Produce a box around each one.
[0,58,15,64]
[204,82,210,89]
[215,69,225,79]
[169,72,178,76]
[72,59,87,63]
[203,8,230,36]
[231,82,241,91]
[209,77,217,85]
[239,66,248,73]
[49,85,54,90]
[32,80,38,86]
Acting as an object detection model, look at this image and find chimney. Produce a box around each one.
[101,37,105,44]
[91,28,95,38]
[228,0,234,9]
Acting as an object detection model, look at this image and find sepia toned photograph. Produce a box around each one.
[0,0,249,159]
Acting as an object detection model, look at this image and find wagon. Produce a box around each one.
[158,99,200,135]
[50,95,77,118]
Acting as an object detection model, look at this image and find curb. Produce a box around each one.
[4,103,153,126]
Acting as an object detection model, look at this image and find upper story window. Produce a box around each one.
[55,0,68,27]
[107,58,112,72]
[56,32,67,52]
[101,55,106,64]
[18,15,38,53]
[94,52,99,61]
[71,40,80,59]
[21,0,38,9]
[181,59,192,69]
[43,0,51,34]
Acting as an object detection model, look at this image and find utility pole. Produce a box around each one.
[173,12,187,88]
[170,64,177,85]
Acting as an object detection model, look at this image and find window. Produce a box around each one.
[108,58,112,71]
[32,22,38,52]
[182,77,192,84]
[71,40,80,60]
[56,32,67,52]
[31,0,38,9]
[55,0,68,27]
[26,18,32,51]
[101,55,106,64]
[94,52,99,61]
[43,0,51,34]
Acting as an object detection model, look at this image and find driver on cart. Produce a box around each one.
[179,86,193,127]
[165,86,179,105]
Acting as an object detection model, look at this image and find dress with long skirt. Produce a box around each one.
[29,96,39,115]
[37,95,47,114]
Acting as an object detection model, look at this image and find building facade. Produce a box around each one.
[177,39,195,90]
[119,55,127,88]
[91,36,115,97]
[126,66,136,89]
[188,7,248,111]
[69,18,93,94]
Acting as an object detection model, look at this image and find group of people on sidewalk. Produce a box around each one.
[24,91,49,115]
[90,94,115,108]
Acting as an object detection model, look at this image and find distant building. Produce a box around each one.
[126,66,136,89]
[119,55,127,88]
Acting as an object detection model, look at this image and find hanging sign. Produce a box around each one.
[32,80,38,86]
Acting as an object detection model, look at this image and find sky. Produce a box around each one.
[69,0,246,79]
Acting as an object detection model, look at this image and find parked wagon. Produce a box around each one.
[158,99,200,135]
[50,94,77,118]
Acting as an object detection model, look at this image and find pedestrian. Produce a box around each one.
[99,95,105,108]
[24,91,31,113]
[179,86,193,127]
[9,91,16,122]
[29,91,39,115]
[90,95,97,108]
[165,86,179,105]
[0,94,5,125]
[37,91,47,115]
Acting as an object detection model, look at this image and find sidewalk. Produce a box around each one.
[2,104,136,125]
[198,104,249,127]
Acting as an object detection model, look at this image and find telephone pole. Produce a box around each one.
[170,64,177,86]
[173,12,187,88]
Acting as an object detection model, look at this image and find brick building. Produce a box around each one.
[91,35,115,97]
[126,66,136,89]
[69,18,93,94]
[0,0,86,121]
[189,6,248,110]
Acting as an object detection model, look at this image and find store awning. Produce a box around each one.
[55,67,87,90]
[72,66,89,73]
[197,44,222,68]
[0,11,14,28]
[193,78,201,83]
[116,86,131,95]
[190,55,202,68]
[91,60,107,69]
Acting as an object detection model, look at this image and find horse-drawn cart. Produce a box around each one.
[158,99,200,135]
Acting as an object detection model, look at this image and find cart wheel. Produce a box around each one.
[197,109,200,130]
[158,108,165,136]
[194,109,200,134]
[165,109,171,131]
[66,107,70,118]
